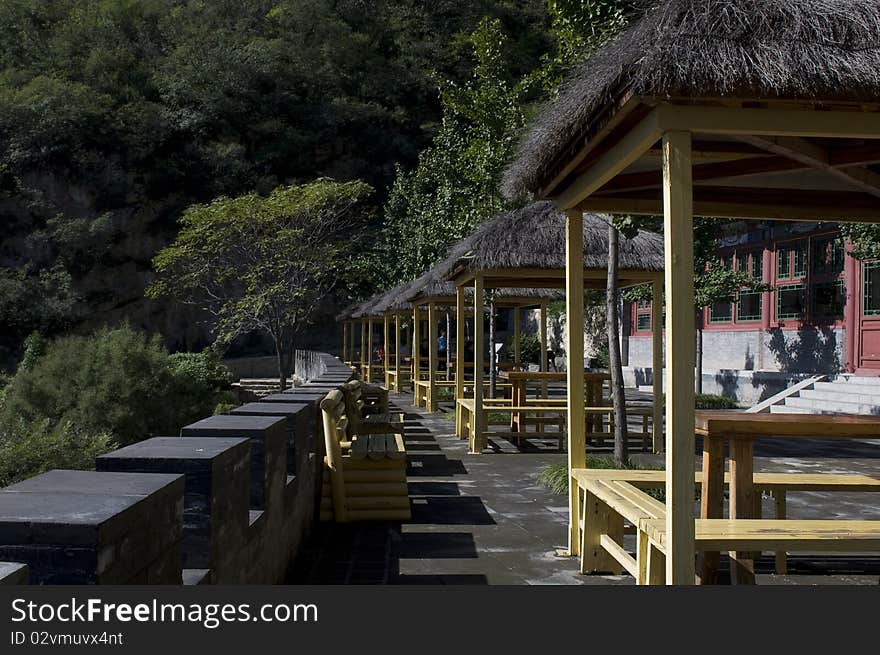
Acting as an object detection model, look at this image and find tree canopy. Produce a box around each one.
[148,178,373,386]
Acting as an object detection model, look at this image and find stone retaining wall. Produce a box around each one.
[0,352,353,585]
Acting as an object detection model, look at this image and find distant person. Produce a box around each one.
[376,344,384,364]
[437,330,447,369]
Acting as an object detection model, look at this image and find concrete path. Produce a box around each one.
[292,392,880,585]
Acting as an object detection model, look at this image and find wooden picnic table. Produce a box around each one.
[499,370,609,432]
[695,411,880,585]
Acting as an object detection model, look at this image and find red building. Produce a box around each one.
[623,221,878,403]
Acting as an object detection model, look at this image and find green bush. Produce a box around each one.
[1,326,231,447]
[516,334,542,365]
[538,457,664,500]
[658,393,739,410]
[695,394,739,410]
[0,419,114,487]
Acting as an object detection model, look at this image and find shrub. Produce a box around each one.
[538,457,664,500]
[695,393,739,410]
[1,326,230,447]
[657,393,739,410]
[516,334,542,365]
[0,419,114,487]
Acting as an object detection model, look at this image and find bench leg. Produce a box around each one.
[636,529,649,585]
[729,439,756,585]
[581,494,625,575]
[646,542,666,585]
[774,490,788,575]
[698,435,725,585]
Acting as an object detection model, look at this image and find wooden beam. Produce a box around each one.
[662,131,696,585]
[737,135,880,198]
[656,103,880,140]
[651,276,664,455]
[412,307,420,389]
[580,186,880,222]
[556,108,663,210]
[646,140,772,160]
[471,276,485,454]
[565,209,586,555]
[599,155,806,194]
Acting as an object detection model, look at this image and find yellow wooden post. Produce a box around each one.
[367,318,374,383]
[662,130,696,585]
[471,276,485,454]
[513,306,521,370]
[383,313,390,389]
[349,320,356,366]
[455,284,466,438]
[565,209,585,556]
[652,276,664,454]
[412,305,420,390]
[428,302,437,411]
[359,319,366,378]
[342,321,349,364]
[394,312,401,393]
[540,300,549,398]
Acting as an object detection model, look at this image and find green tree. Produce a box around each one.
[149,179,373,388]
[0,325,225,447]
[371,17,535,287]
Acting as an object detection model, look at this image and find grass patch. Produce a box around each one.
[538,458,665,501]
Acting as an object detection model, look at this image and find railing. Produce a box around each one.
[294,349,330,383]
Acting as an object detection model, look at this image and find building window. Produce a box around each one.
[812,237,845,275]
[709,302,733,323]
[811,280,845,319]
[776,240,807,281]
[635,299,651,332]
[864,261,880,317]
[777,283,806,320]
[737,250,763,279]
[737,290,763,322]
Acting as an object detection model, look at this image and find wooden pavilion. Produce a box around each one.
[501,0,880,583]
[431,201,665,454]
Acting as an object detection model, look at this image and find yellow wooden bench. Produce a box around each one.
[341,380,403,436]
[573,468,880,583]
[319,390,410,522]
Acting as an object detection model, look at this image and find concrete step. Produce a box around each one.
[782,396,880,415]
[813,381,880,396]
[828,375,880,386]
[799,388,880,406]
[769,405,811,414]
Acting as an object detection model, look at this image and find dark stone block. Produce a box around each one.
[97,437,250,578]
[0,470,183,584]
[230,403,310,478]
[180,415,286,513]
[0,562,28,585]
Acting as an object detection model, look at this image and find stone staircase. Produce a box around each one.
[768,375,880,415]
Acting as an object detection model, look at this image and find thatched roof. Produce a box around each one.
[503,0,880,198]
[435,201,664,276]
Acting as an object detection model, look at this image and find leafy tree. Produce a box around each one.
[0,325,226,447]
[149,179,373,388]
[840,224,880,260]
[370,17,536,287]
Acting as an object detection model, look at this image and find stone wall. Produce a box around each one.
[0,352,353,585]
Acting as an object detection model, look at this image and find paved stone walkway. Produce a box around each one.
[292,392,880,585]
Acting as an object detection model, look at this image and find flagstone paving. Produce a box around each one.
[292,392,880,585]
